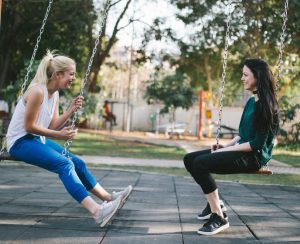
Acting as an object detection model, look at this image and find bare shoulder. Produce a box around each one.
[24,85,44,104]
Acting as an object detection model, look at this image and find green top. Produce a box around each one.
[238,97,277,166]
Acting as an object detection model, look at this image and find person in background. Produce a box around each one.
[103,100,117,126]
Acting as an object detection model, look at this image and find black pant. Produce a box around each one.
[183,149,260,194]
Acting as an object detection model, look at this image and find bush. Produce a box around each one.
[278,95,300,144]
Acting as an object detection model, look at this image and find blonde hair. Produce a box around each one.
[28,50,76,88]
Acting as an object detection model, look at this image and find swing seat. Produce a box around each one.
[252,167,273,175]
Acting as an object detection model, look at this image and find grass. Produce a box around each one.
[273,143,300,167]
[58,132,186,160]
[87,163,300,186]
[64,132,300,167]
[55,131,300,186]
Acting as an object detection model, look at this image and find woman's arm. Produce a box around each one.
[211,135,240,151]
[224,136,241,147]
[48,96,72,130]
[212,141,253,153]
[24,87,77,140]
[48,95,84,130]
[213,131,269,153]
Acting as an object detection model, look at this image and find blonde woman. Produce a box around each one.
[6,50,132,227]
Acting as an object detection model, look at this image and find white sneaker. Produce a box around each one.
[95,196,122,227]
[111,185,133,204]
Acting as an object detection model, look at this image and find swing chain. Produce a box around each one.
[62,0,111,158]
[19,0,54,99]
[275,0,288,94]
[215,1,234,146]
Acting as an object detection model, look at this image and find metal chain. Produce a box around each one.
[275,0,288,94]
[19,0,54,100]
[62,0,111,158]
[0,0,53,157]
[215,1,234,146]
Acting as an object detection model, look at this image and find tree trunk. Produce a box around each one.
[0,2,22,90]
[0,51,11,90]
[87,0,132,92]
[0,0,2,28]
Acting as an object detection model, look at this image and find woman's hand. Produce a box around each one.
[57,125,78,140]
[211,144,224,153]
[69,96,84,113]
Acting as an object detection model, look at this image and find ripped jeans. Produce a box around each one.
[9,134,97,203]
[183,149,260,194]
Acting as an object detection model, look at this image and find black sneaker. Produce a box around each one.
[197,200,227,220]
[197,213,229,235]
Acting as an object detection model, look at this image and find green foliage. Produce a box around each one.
[0,84,19,114]
[279,96,300,125]
[278,95,300,144]
[56,132,186,160]
[145,71,196,114]
[78,93,98,119]
[0,0,96,90]
[142,0,300,105]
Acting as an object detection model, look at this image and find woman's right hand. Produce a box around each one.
[211,144,224,152]
[57,125,78,140]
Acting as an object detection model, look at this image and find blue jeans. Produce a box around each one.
[9,134,97,203]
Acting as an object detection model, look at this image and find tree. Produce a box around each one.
[140,0,244,106]
[0,0,96,91]
[0,0,2,27]
[144,71,196,123]
[278,95,300,144]
[86,0,134,92]
[141,0,300,105]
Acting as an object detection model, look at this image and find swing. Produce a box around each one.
[214,0,289,175]
[0,0,111,161]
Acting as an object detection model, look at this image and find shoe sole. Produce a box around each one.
[119,185,133,208]
[197,205,227,220]
[123,185,133,201]
[100,198,122,227]
[197,222,230,235]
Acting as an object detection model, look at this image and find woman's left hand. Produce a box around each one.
[69,96,84,113]
[211,147,225,154]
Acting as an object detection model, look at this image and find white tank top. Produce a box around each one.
[6,85,58,151]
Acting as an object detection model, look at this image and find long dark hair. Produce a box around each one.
[244,58,279,133]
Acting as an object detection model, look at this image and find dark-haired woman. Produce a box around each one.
[183,58,279,235]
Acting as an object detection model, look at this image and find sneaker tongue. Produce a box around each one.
[211,213,220,218]
[204,213,220,227]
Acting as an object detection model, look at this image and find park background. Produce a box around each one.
[2,1,300,243]
[0,0,299,177]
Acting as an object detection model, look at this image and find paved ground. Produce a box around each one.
[1,163,300,244]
